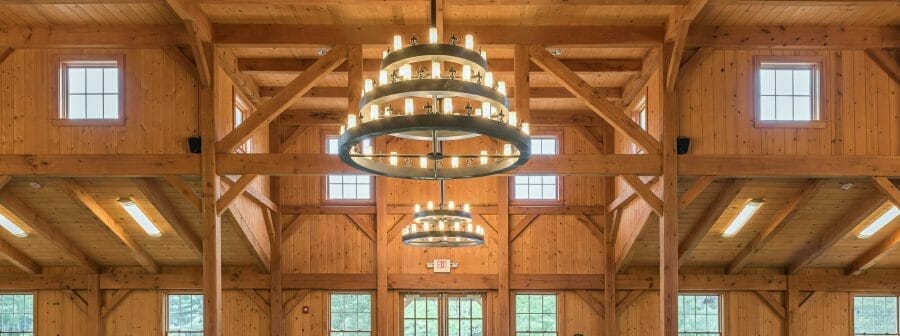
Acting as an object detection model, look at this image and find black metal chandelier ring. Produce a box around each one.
[360,79,509,115]
[412,209,472,223]
[402,231,485,247]
[338,114,531,180]
[382,44,488,74]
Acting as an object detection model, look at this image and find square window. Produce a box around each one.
[530,137,558,155]
[678,294,721,336]
[513,175,558,200]
[754,56,823,127]
[854,296,899,336]
[0,294,33,335]
[515,294,556,335]
[331,293,372,336]
[327,174,372,200]
[57,56,124,125]
[166,294,203,336]
[234,95,253,153]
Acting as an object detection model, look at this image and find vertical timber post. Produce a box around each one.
[660,43,679,336]
[200,43,222,336]
[269,120,285,336]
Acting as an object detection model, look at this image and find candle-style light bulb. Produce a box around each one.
[427,201,434,210]
[480,150,488,164]
[508,111,517,126]
[448,201,455,210]
[503,144,512,156]
[414,204,421,213]
[378,70,388,85]
[369,105,380,121]
[467,223,473,232]
[476,225,483,235]
[393,35,402,50]
[431,61,441,79]
[484,72,494,87]
[419,156,428,168]
[364,79,374,93]
[438,221,445,231]
[339,126,346,135]
[521,122,530,135]
[404,98,414,115]
[428,27,438,44]
[463,203,471,213]
[451,156,459,168]
[481,102,491,118]
[496,81,506,95]
[363,144,373,157]
[462,65,471,81]
[411,224,417,233]
[347,114,357,128]
[442,98,453,114]
[464,34,474,49]
[389,152,398,166]
[453,222,461,231]
[401,64,412,80]
[475,108,483,118]
[480,50,487,61]
[382,50,389,59]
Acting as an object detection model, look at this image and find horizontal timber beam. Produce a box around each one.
[239,57,642,75]
[278,109,612,127]
[688,25,900,49]
[213,24,664,48]
[0,25,191,48]
[261,86,623,100]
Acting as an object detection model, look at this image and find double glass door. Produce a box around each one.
[402,293,484,336]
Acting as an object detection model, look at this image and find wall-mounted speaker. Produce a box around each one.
[677,137,690,155]
[188,136,202,154]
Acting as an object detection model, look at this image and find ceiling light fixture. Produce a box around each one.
[117,197,162,237]
[337,0,530,180]
[857,205,899,239]
[722,198,765,238]
[0,213,28,237]
[401,181,484,247]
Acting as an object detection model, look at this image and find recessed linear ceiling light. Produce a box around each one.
[722,198,765,238]
[0,213,28,237]
[858,205,899,239]
[117,197,161,237]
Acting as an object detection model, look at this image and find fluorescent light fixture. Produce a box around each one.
[858,206,899,239]
[117,198,161,237]
[0,213,28,237]
[723,198,765,237]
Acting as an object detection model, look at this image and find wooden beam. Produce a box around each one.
[688,25,899,49]
[604,208,618,334]
[616,290,644,314]
[727,179,823,274]
[865,49,900,84]
[0,25,191,48]
[238,57,642,75]
[679,175,715,210]
[616,210,656,272]
[796,291,823,315]
[0,192,99,273]
[345,214,375,241]
[577,214,604,243]
[63,289,86,312]
[608,176,660,212]
[0,238,40,274]
[845,227,900,276]
[572,126,605,153]
[134,177,202,257]
[61,179,160,274]
[510,274,604,290]
[283,289,310,314]
[260,85,623,100]
[279,126,309,153]
[279,109,617,127]
[659,49,680,336]
[216,174,258,215]
[214,24,663,48]
[664,0,709,90]
[0,176,9,191]
[678,178,749,265]
[375,174,389,336]
[0,154,199,176]
[163,176,202,210]
[871,177,900,207]
[530,45,662,154]
[243,289,270,311]
[221,175,279,213]
[755,291,786,319]
[217,48,262,105]
[622,48,660,107]
[575,290,604,317]
[388,274,499,290]
[679,155,900,177]
[223,206,271,273]
[621,175,664,215]
[509,214,539,242]
[497,176,511,336]
[101,289,132,318]
[199,72,221,336]
[216,45,348,153]
[787,194,888,274]
[86,274,102,335]
[0,47,12,64]
[162,46,200,82]
[164,0,212,87]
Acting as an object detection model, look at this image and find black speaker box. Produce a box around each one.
[677,137,690,155]
[188,136,202,154]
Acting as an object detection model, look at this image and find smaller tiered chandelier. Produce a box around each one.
[401,181,485,247]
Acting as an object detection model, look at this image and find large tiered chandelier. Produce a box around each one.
[337,21,531,180]
[401,181,485,247]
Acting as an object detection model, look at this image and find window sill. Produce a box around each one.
[51,118,125,127]
[753,120,826,129]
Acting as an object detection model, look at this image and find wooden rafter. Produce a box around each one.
[134,177,202,257]
[217,48,262,106]
[243,289,270,311]
[509,214,540,242]
[664,0,709,90]
[101,290,132,318]
[281,215,308,244]
[688,25,899,49]
[0,191,100,273]
[284,289,310,314]
[679,176,715,210]
[754,291,786,319]
[608,176,660,212]
[616,290,645,314]
[530,45,662,154]
[678,178,748,265]
[621,175,663,215]
[872,177,900,207]
[163,176,201,210]
[844,178,900,275]
[164,0,212,87]
[572,126,604,153]
[217,174,259,215]
[162,45,200,81]
[621,48,660,108]
[615,210,656,271]
[576,215,604,242]
[345,214,376,241]
[787,194,888,274]
[223,206,271,273]
[727,179,823,274]
[0,238,40,274]
[279,126,309,153]
[61,179,160,274]
[217,45,348,153]
[221,175,278,213]
[575,290,604,317]
[864,49,900,84]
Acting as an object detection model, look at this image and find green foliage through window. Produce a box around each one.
[167,294,203,336]
[331,293,372,336]
[854,296,899,336]
[0,294,33,336]
[514,294,557,335]
[678,294,720,336]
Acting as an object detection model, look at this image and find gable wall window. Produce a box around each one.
[234,93,253,153]
[166,293,203,336]
[678,294,721,336]
[330,293,373,336]
[54,55,125,126]
[325,136,372,201]
[853,295,899,336]
[514,293,557,335]
[514,135,559,202]
[0,294,33,336]
[753,55,825,128]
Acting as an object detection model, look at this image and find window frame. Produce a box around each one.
[851,294,900,336]
[233,92,254,153]
[752,55,826,129]
[530,133,561,156]
[328,291,374,336]
[677,292,723,336]
[52,54,126,127]
[512,132,562,205]
[0,292,35,336]
[399,292,486,336]
[513,292,560,336]
[322,132,374,204]
[162,291,204,336]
